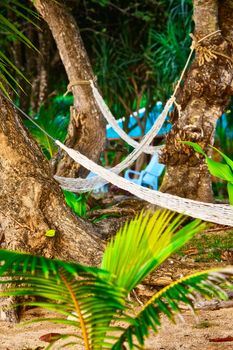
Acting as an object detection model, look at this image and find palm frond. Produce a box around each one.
[112,267,233,349]
[0,249,126,350]
[101,210,205,292]
[0,0,39,93]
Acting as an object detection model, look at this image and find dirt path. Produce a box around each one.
[0,306,233,350]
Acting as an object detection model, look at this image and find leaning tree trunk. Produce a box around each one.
[160,0,233,202]
[32,0,106,178]
[0,95,104,321]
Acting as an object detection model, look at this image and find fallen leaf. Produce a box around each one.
[209,336,233,342]
[39,333,62,343]
[183,248,199,256]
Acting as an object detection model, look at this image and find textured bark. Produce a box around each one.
[30,24,52,112]
[0,94,104,321]
[0,97,103,262]
[160,0,233,202]
[32,0,106,178]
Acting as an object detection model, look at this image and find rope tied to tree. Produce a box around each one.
[64,77,97,96]
[190,30,233,66]
[1,30,232,225]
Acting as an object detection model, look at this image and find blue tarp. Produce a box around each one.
[106,103,232,141]
[106,102,172,140]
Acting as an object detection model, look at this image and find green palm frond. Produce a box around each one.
[0,211,232,350]
[0,13,38,51]
[112,267,233,350]
[101,210,205,292]
[0,0,39,93]
[0,249,126,349]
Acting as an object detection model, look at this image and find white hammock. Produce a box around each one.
[52,30,233,226]
[3,29,226,225]
[62,36,197,191]
[57,97,173,191]
[91,80,161,155]
[55,141,233,226]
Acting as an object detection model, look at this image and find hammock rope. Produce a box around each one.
[55,29,222,191]
[55,140,233,226]
[1,30,230,225]
[65,30,221,155]
[57,96,174,191]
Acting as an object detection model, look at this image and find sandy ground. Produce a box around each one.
[0,306,232,350]
[1,228,232,349]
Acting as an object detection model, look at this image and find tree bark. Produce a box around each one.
[0,94,105,321]
[0,95,103,264]
[160,0,233,202]
[32,0,106,178]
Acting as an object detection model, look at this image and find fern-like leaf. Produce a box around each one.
[112,268,233,349]
[102,210,205,292]
[0,250,125,350]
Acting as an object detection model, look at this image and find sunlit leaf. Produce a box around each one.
[227,182,233,205]
[45,230,56,237]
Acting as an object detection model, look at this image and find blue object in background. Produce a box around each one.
[86,171,108,193]
[106,101,171,140]
[124,152,165,190]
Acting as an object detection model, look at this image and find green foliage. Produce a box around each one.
[24,95,71,159]
[147,0,193,98]
[63,190,88,218]
[86,0,193,123]
[216,103,233,160]
[182,141,233,205]
[227,182,233,205]
[101,210,205,290]
[0,0,38,94]
[0,210,233,349]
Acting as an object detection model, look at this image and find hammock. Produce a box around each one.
[55,97,173,191]
[61,46,192,191]
[90,80,161,155]
[3,30,231,225]
[55,140,233,226]
[53,29,233,226]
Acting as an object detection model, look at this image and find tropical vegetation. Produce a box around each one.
[183,141,233,205]
[0,210,233,349]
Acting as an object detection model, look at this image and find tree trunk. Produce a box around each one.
[0,96,103,263]
[32,0,106,178]
[0,94,105,320]
[160,0,233,202]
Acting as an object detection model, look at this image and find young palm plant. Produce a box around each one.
[0,210,232,349]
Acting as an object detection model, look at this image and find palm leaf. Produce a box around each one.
[211,145,233,170]
[97,210,204,348]
[101,210,205,292]
[3,1,40,30]
[0,211,229,349]
[0,12,38,51]
[0,250,126,350]
[112,268,233,349]
[0,0,38,93]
